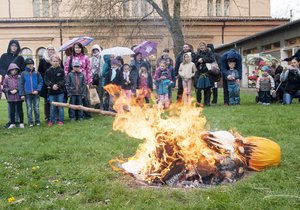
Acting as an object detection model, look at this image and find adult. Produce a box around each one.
[270,59,284,102]
[64,42,92,119]
[194,41,215,106]
[280,58,300,104]
[0,39,25,127]
[130,52,150,94]
[0,39,25,77]
[38,45,60,121]
[90,44,104,109]
[207,44,222,105]
[220,49,242,105]
[156,48,174,67]
[174,43,197,102]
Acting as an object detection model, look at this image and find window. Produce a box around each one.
[123,1,129,17]
[216,0,221,16]
[36,47,46,66]
[141,0,148,17]
[43,0,49,17]
[33,0,40,17]
[224,0,230,16]
[207,0,213,16]
[52,0,60,17]
[132,0,139,16]
[21,48,33,60]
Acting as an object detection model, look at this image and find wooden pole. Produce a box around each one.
[51,102,116,117]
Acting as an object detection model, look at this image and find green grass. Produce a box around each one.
[0,91,299,209]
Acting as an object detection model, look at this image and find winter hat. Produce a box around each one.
[161,71,168,76]
[25,58,34,65]
[72,60,81,67]
[261,66,270,72]
[7,63,20,73]
[111,59,120,67]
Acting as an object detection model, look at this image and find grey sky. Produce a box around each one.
[271,0,300,20]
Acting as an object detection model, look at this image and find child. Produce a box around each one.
[19,58,43,127]
[66,61,87,121]
[120,64,133,111]
[2,63,24,129]
[179,53,197,105]
[226,60,240,105]
[256,66,275,105]
[44,55,66,126]
[157,71,171,109]
[137,64,153,103]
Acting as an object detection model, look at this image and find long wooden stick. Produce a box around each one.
[51,102,116,117]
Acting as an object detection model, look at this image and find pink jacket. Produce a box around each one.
[64,53,92,85]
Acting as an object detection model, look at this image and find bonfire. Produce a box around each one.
[103,84,281,187]
[53,84,281,187]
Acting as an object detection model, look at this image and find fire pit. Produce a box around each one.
[102,85,281,188]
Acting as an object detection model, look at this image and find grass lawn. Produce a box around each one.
[0,91,299,209]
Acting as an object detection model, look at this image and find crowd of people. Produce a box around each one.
[0,39,300,129]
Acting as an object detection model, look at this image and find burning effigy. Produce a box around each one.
[102,84,281,187]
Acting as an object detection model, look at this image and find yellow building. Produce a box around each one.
[0,0,288,64]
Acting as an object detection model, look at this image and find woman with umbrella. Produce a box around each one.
[64,42,92,120]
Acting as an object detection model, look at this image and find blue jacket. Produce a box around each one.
[19,67,43,96]
[220,49,242,80]
[102,55,111,86]
[157,78,171,95]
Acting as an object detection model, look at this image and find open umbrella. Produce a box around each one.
[100,47,135,56]
[246,53,279,66]
[133,41,158,58]
[59,36,94,52]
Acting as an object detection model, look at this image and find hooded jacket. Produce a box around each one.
[44,66,66,95]
[19,67,43,96]
[90,44,103,77]
[66,71,87,96]
[178,54,197,80]
[174,49,197,77]
[0,40,25,76]
[102,55,111,86]
[2,65,22,102]
[220,49,242,80]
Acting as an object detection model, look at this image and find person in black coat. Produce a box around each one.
[194,41,215,106]
[207,44,222,105]
[38,45,61,121]
[174,44,197,103]
[0,39,25,127]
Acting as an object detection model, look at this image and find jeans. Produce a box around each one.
[48,93,64,123]
[25,94,40,124]
[283,90,300,104]
[8,101,24,124]
[222,75,229,104]
[69,95,83,119]
[258,91,271,104]
[228,83,240,105]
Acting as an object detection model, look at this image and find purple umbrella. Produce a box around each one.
[59,36,94,52]
[133,41,158,58]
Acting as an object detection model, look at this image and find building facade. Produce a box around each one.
[0,0,287,65]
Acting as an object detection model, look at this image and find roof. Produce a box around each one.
[215,18,300,51]
[0,16,289,23]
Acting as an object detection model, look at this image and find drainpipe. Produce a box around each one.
[248,0,251,16]
[59,20,63,61]
[221,21,226,44]
[8,0,11,18]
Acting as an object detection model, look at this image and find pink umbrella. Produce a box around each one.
[133,41,158,58]
[59,36,94,52]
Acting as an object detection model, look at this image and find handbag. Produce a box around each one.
[89,87,100,106]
